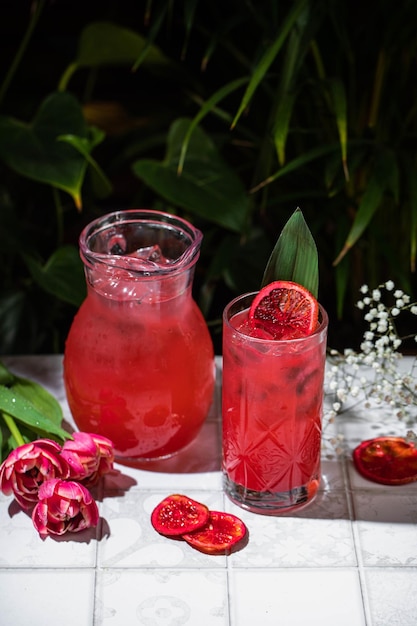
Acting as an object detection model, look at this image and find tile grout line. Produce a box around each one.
[342,454,374,626]
[218,358,233,626]
[223,488,234,626]
[93,478,107,626]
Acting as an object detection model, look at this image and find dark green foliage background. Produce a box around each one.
[1,0,416,355]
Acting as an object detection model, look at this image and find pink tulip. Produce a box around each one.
[89,432,114,479]
[61,432,114,487]
[0,439,69,510]
[32,478,99,537]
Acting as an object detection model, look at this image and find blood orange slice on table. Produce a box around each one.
[151,494,210,536]
[182,511,248,555]
[353,437,417,485]
[248,280,319,340]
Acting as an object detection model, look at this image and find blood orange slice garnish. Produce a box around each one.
[182,511,248,555]
[248,280,319,340]
[151,494,210,536]
[353,437,417,485]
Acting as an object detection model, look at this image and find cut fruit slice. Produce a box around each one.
[249,280,319,340]
[353,436,417,485]
[182,511,248,555]
[151,494,210,536]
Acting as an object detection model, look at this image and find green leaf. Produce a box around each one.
[178,76,249,174]
[250,143,340,193]
[181,0,200,60]
[58,130,112,198]
[272,1,310,167]
[329,78,349,181]
[0,361,16,386]
[261,208,319,298]
[334,179,382,266]
[0,384,70,441]
[132,5,169,71]
[12,376,63,428]
[0,291,26,354]
[77,21,169,68]
[24,245,86,307]
[133,118,250,233]
[406,158,417,272]
[334,149,398,265]
[0,92,88,209]
[273,90,296,166]
[231,0,308,129]
[59,21,174,89]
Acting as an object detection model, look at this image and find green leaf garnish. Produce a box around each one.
[261,207,319,298]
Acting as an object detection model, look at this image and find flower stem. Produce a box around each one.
[1,412,25,447]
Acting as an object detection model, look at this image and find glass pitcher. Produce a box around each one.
[63,209,215,465]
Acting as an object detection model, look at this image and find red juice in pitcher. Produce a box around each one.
[64,210,215,465]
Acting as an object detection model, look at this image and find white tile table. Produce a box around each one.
[0,355,416,626]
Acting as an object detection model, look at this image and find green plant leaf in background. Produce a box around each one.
[132,4,169,71]
[0,362,15,386]
[329,77,349,181]
[58,128,112,199]
[177,76,249,175]
[181,0,200,61]
[405,157,417,272]
[133,118,250,233]
[23,245,86,308]
[334,149,399,265]
[273,90,296,166]
[271,0,311,168]
[261,207,319,298]
[251,143,340,193]
[0,92,89,209]
[59,21,175,89]
[231,0,308,130]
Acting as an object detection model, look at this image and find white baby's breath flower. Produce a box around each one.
[336,388,347,402]
[324,280,417,454]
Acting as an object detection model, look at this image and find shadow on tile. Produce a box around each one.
[113,420,222,475]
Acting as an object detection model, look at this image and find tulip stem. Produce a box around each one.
[2,412,26,447]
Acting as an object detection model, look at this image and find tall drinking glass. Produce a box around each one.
[222,292,328,514]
